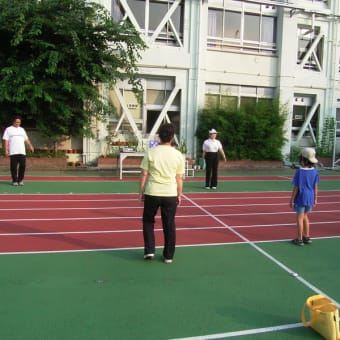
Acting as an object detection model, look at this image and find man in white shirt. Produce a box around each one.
[2,116,34,186]
[202,128,227,189]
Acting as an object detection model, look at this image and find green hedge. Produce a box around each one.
[196,98,286,161]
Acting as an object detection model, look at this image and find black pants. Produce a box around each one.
[205,152,219,187]
[10,154,26,183]
[142,195,178,260]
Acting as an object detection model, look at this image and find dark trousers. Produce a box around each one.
[205,152,219,187]
[142,195,178,260]
[10,154,26,183]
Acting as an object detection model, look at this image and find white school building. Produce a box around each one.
[78,0,340,166]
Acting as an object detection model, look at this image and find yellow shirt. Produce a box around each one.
[141,145,185,196]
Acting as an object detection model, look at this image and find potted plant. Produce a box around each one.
[177,140,188,155]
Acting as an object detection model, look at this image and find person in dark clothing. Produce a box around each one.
[202,129,227,189]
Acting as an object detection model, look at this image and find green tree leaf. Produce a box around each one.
[0,0,146,143]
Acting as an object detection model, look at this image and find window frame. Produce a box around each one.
[205,83,275,109]
[207,7,277,55]
[297,25,324,71]
[111,0,184,46]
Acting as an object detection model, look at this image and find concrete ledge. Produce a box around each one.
[221,160,283,169]
[0,157,67,171]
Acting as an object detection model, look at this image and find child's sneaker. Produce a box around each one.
[291,238,304,246]
[303,236,312,244]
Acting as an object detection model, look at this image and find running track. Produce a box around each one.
[1,175,340,181]
[1,190,340,253]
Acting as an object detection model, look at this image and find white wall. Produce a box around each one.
[85,0,340,164]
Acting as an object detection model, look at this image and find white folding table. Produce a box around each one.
[118,152,144,180]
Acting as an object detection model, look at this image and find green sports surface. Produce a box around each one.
[0,169,339,339]
[0,241,338,339]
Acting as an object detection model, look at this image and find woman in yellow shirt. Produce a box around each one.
[139,123,185,263]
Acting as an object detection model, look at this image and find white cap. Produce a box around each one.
[301,147,318,163]
[209,129,217,134]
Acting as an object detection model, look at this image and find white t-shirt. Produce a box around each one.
[202,138,223,153]
[2,126,29,155]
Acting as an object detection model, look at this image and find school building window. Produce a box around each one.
[111,0,184,46]
[145,78,180,134]
[205,84,275,109]
[292,95,319,141]
[108,78,180,136]
[297,25,324,71]
[207,7,277,54]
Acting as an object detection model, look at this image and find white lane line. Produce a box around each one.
[1,201,340,211]
[2,225,340,237]
[183,193,340,309]
[170,322,303,339]
[0,209,339,220]
[0,206,143,211]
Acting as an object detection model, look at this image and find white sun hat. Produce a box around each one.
[301,147,318,163]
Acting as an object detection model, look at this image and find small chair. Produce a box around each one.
[185,160,195,177]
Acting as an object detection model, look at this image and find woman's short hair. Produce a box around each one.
[12,116,22,122]
[158,123,175,143]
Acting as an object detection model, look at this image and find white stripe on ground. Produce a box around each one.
[170,322,303,339]
[1,209,340,222]
[183,194,340,308]
[2,225,340,236]
[1,201,340,211]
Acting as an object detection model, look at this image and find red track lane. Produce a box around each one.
[1,174,340,182]
[0,191,340,253]
[218,210,340,227]
[0,208,144,219]
[0,232,144,252]
[0,193,137,200]
[0,228,244,253]
[0,200,142,209]
[194,203,340,215]
[0,216,218,234]
[186,191,340,199]
[187,193,340,203]
[1,193,340,211]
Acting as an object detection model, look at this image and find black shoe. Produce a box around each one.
[291,238,304,246]
[144,253,154,260]
[303,236,312,244]
[164,258,173,264]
